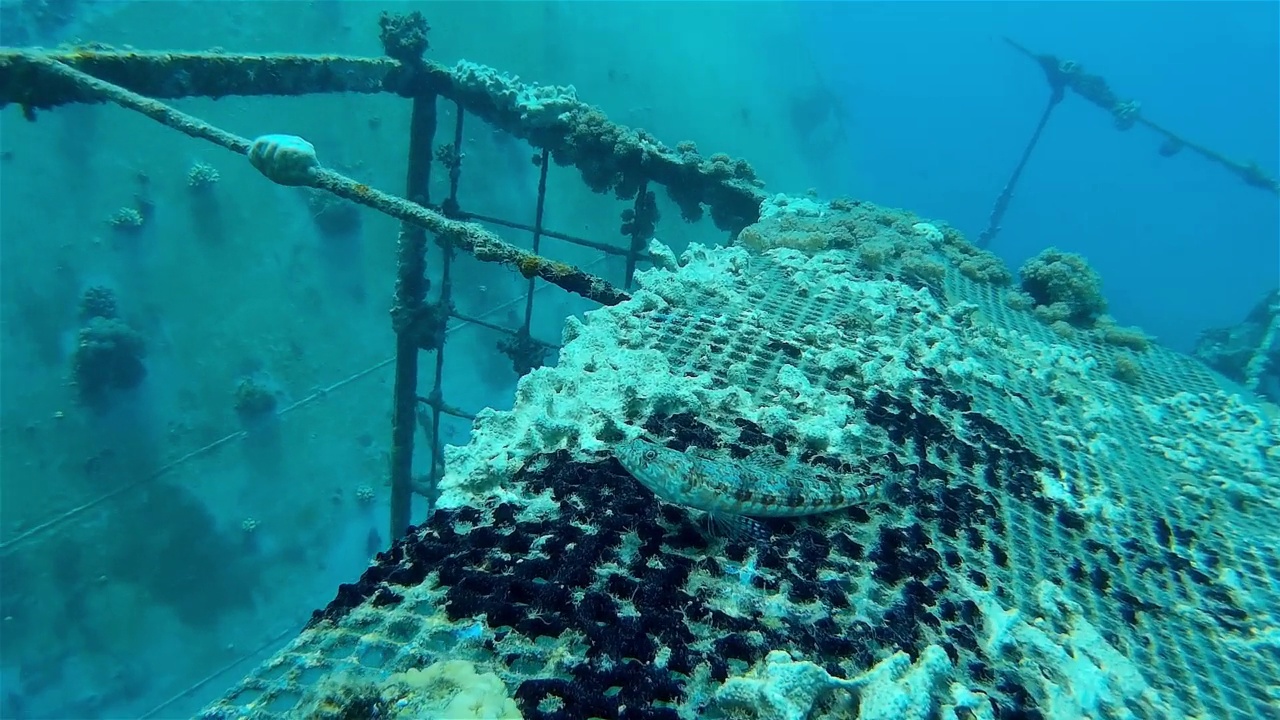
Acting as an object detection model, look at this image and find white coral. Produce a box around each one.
[714,645,952,720]
[452,60,580,127]
[911,222,943,243]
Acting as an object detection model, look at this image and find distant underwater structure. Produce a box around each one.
[977,37,1279,249]
[1,11,1277,720]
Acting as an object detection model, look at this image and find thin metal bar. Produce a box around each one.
[139,625,297,718]
[0,237,612,557]
[310,167,630,304]
[0,49,400,109]
[21,51,630,306]
[977,89,1063,249]
[423,105,468,495]
[460,209,645,259]
[0,355,395,555]
[446,101,465,205]
[449,310,557,347]
[387,92,437,540]
[415,395,478,421]
[2,48,769,225]
[523,148,552,333]
[624,181,649,289]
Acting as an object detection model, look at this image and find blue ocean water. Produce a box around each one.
[800,1,1279,351]
[0,2,1276,719]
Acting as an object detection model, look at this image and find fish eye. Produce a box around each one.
[644,449,658,461]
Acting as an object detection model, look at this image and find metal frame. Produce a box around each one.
[0,20,765,543]
[3,18,1273,717]
[398,106,671,523]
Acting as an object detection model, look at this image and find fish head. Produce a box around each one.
[615,438,662,473]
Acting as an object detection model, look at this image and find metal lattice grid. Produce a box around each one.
[401,99,672,518]
[203,242,1279,718]
[0,21,760,714]
[4,16,1274,719]
[0,26,763,547]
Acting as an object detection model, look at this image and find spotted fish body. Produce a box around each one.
[615,438,878,518]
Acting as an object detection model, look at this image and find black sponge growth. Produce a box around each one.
[309,389,1056,719]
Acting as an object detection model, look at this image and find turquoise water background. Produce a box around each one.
[0,2,1275,718]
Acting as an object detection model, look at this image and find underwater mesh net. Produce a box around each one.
[202,199,1279,720]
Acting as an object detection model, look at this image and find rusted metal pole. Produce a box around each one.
[387,92,437,539]
[1,48,767,228]
[0,49,399,111]
[15,51,630,307]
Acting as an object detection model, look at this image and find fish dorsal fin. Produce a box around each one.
[744,449,790,472]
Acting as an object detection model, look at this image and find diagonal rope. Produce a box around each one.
[11,50,629,306]
[0,252,607,555]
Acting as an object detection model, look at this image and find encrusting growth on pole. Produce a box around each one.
[15,50,631,307]
[979,38,1277,249]
[1006,37,1279,194]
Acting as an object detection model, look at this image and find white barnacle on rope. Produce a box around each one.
[248,134,320,186]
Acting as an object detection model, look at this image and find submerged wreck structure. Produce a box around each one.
[1,12,1276,720]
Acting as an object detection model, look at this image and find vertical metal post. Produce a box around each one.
[976,86,1063,249]
[522,148,552,332]
[388,92,437,540]
[623,181,649,289]
[423,105,467,499]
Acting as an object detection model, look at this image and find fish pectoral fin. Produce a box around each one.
[705,512,770,544]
